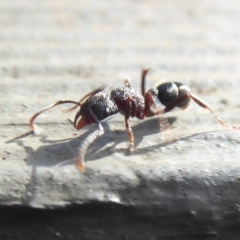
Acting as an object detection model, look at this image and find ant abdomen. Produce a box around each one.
[80,92,119,124]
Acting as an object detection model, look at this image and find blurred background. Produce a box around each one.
[1,0,240,111]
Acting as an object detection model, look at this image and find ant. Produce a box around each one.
[30,69,238,172]
[141,68,240,130]
[29,78,162,172]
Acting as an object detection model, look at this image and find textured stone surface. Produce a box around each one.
[1,0,240,239]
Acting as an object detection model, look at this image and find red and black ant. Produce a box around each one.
[141,68,240,129]
[29,78,162,172]
[30,69,239,172]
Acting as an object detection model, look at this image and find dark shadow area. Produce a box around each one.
[8,116,236,168]
[9,117,179,167]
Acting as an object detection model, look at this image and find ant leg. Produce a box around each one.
[76,109,104,172]
[30,100,81,132]
[143,92,170,132]
[142,92,162,118]
[141,68,150,95]
[125,117,134,152]
[190,93,240,129]
[125,97,134,152]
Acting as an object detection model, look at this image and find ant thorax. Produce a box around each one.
[111,87,145,119]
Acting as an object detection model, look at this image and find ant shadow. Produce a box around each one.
[9,117,177,167]
[10,117,231,168]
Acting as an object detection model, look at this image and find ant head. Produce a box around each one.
[174,83,191,109]
[156,82,179,106]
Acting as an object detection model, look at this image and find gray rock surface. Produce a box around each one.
[1,0,240,239]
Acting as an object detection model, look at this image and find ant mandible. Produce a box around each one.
[141,68,240,129]
[29,78,161,172]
